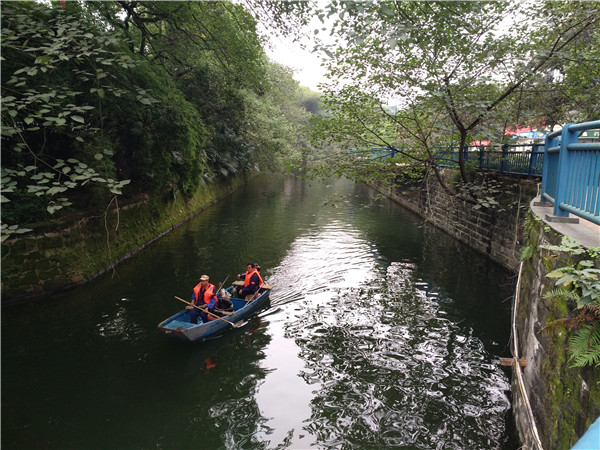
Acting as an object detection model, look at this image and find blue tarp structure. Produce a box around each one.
[572,416,600,450]
[511,130,547,139]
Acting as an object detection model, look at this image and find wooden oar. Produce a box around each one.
[174,296,243,328]
[216,274,231,293]
[246,282,266,302]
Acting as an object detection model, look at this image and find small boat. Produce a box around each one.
[158,284,271,342]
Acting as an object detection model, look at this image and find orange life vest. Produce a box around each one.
[244,268,263,288]
[193,282,216,306]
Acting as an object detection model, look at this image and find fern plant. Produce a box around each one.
[568,322,600,368]
[541,238,600,368]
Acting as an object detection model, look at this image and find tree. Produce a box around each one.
[1,1,135,240]
[1,0,319,242]
[305,1,600,193]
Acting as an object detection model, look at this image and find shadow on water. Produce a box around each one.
[2,175,520,449]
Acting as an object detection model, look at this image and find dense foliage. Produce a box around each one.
[301,1,600,193]
[1,1,315,240]
[541,238,600,368]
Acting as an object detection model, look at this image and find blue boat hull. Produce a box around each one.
[158,286,270,342]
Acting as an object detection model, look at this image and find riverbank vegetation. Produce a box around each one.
[6,1,597,242]
[540,237,600,368]
[1,1,319,241]
[294,0,600,383]
[299,1,599,194]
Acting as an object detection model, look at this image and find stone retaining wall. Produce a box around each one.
[512,203,600,449]
[380,170,539,271]
[380,171,599,448]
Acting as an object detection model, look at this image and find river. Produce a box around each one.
[2,176,519,449]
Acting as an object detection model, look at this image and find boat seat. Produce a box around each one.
[164,319,197,330]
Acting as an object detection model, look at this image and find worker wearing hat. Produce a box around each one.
[188,274,218,324]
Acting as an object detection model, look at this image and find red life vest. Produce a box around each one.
[244,268,263,288]
[193,282,216,305]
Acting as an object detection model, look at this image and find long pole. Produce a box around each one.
[174,296,238,327]
[247,282,265,302]
[216,274,231,293]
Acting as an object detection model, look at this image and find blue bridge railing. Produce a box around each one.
[433,144,545,177]
[541,120,600,225]
[370,147,399,160]
[366,126,600,225]
[367,144,545,177]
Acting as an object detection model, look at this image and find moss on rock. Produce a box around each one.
[1,176,245,303]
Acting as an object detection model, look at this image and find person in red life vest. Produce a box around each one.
[236,263,263,299]
[187,274,219,324]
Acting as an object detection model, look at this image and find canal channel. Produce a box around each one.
[2,176,519,449]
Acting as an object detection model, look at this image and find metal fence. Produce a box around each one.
[369,127,600,225]
[433,144,545,177]
[370,147,398,160]
[541,120,600,225]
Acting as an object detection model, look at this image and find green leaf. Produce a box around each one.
[36,55,53,64]
[47,186,67,196]
[547,270,566,278]
[556,274,575,286]
[71,115,85,123]
[521,246,533,260]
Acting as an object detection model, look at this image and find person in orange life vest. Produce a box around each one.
[236,263,263,298]
[187,274,219,324]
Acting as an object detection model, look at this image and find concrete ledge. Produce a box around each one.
[545,214,579,224]
[531,197,600,249]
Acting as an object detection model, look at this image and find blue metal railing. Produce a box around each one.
[369,144,545,177]
[434,144,545,177]
[362,127,600,225]
[371,147,398,160]
[541,120,600,225]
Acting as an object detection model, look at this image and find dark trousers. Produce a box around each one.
[189,308,210,324]
[237,287,258,298]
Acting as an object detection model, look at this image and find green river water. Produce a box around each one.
[2,176,519,449]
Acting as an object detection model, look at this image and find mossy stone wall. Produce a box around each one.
[381,169,539,271]
[515,210,600,449]
[380,170,599,448]
[1,176,245,304]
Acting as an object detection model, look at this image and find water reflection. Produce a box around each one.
[2,176,517,449]
[251,191,514,448]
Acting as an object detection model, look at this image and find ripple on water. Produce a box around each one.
[264,223,511,449]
